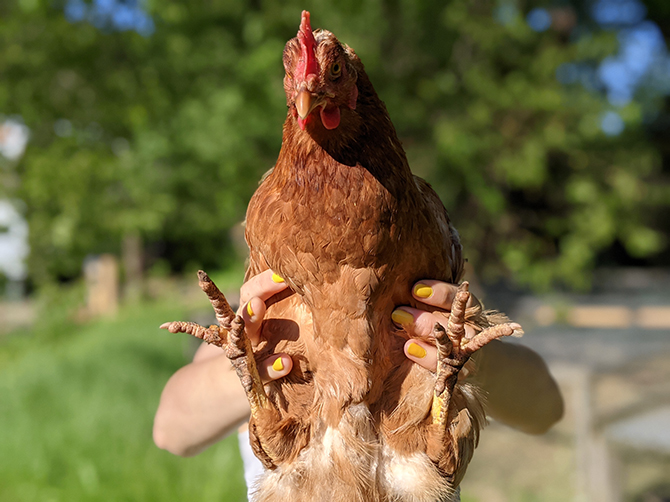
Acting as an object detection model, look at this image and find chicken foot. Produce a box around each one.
[426,282,519,477]
[160,271,310,469]
[159,271,272,436]
[160,270,237,343]
[160,273,271,416]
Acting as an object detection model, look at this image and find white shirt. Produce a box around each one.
[238,430,265,501]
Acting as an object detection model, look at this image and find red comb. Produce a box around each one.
[297,10,318,81]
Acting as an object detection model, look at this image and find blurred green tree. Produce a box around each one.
[0,0,667,290]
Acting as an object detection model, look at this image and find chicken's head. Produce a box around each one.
[283,11,359,132]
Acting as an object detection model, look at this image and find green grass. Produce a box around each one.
[0,298,247,502]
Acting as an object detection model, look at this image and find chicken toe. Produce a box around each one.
[159,321,227,347]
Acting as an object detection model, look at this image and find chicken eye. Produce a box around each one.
[330,62,342,78]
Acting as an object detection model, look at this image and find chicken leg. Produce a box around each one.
[160,271,279,464]
[161,271,312,469]
[427,282,520,480]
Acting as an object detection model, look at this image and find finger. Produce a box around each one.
[257,353,293,383]
[240,269,289,305]
[404,339,438,372]
[411,280,481,311]
[241,296,266,345]
[392,307,477,340]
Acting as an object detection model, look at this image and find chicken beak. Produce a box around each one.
[295,89,315,120]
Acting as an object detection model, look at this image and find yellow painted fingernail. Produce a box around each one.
[413,283,433,299]
[392,309,414,326]
[271,273,284,283]
[407,342,427,359]
[246,301,254,317]
[272,357,284,372]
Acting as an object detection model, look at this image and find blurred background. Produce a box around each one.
[1,0,669,500]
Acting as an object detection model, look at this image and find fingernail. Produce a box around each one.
[413,283,433,299]
[407,342,427,359]
[272,356,284,372]
[271,273,285,283]
[392,309,414,326]
[246,301,254,318]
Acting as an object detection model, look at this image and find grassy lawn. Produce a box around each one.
[0,286,247,502]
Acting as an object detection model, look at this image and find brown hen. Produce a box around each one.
[163,10,520,502]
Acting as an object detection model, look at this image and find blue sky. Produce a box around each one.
[525,0,670,136]
[64,0,154,36]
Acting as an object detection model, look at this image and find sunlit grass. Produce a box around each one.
[0,294,247,502]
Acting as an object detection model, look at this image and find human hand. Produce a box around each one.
[238,269,294,383]
[390,283,559,434]
[391,280,483,372]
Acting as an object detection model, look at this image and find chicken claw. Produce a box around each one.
[196,270,236,328]
[430,281,519,426]
[159,270,236,345]
[159,320,227,347]
[160,270,279,467]
[160,271,272,416]
[425,282,519,482]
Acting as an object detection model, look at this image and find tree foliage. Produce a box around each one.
[0,0,668,290]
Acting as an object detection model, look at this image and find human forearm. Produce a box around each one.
[153,353,251,457]
[472,340,563,434]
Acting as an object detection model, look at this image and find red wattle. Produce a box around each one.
[298,116,307,130]
[320,106,341,130]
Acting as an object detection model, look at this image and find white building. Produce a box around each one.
[0,117,30,287]
[0,200,28,281]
